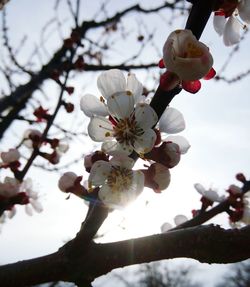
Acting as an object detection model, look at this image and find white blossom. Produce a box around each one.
[88,155,144,208]
[1,149,20,163]
[194,183,225,202]
[213,1,250,46]
[85,70,158,155]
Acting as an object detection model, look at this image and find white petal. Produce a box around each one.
[99,170,144,208]
[89,160,112,186]
[174,214,188,226]
[165,135,190,154]
[194,183,206,196]
[223,16,241,46]
[238,0,250,24]
[127,73,143,103]
[161,222,173,233]
[80,94,108,117]
[8,207,16,218]
[110,155,135,169]
[134,103,158,129]
[88,116,114,142]
[159,107,185,134]
[97,69,126,99]
[213,14,226,35]
[101,141,130,156]
[107,91,134,119]
[25,205,33,216]
[133,129,156,155]
[30,199,43,213]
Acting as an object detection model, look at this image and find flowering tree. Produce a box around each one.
[1,0,250,286]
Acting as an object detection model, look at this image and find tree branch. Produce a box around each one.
[1,225,250,286]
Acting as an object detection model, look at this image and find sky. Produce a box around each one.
[0,0,250,286]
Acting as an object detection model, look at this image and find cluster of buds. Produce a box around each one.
[0,177,42,218]
[33,106,51,122]
[23,129,69,165]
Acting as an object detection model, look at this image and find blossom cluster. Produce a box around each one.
[58,69,190,208]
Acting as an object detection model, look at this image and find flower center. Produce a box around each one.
[185,42,203,58]
[107,166,133,192]
[112,117,144,146]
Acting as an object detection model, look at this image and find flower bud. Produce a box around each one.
[163,29,213,81]
[58,172,78,192]
[143,163,170,193]
[1,149,20,163]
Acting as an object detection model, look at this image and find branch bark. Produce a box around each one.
[1,225,250,286]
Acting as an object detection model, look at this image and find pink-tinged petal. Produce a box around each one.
[107,91,135,119]
[160,71,180,91]
[158,58,165,68]
[161,222,173,233]
[134,103,158,130]
[127,73,143,103]
[165,135,190,154]
[203,67,216,80]
[80,94,108,117]
[213,14,226,35]
[97,69,126,99]
[110,155,134,169]
[88,116,114,142]
[89,160,112,186]
[182,80,201,94]
[159,107,185,134]
[223,16,241,46]
[238,0,250,24]
[174,214,188,226]
[133,129,156,155]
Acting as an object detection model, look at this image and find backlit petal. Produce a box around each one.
[107,91,135,119]
[80,94,108,117]
[159,107,185,134]
[174,214,188,226]
[89,160,112,186]
[127,73,143,103]
[238,0,250,24]
[134,103,158,130]
[133,129,156,155]
[165,135,190,154]
[88,116,114,142]
[223,16,241,46]
[213,14,226,35]
[97,69,126,99]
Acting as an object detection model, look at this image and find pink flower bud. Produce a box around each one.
[1,149,20,163]
[145,142,180,168]
[143,163,170,193]
[58,172,78,192]
[163,29,213,81]
[84,151,109,172]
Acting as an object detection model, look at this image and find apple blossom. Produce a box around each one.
[84,70,158,155]
[213,0,250,46]
[88,154,144,208]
